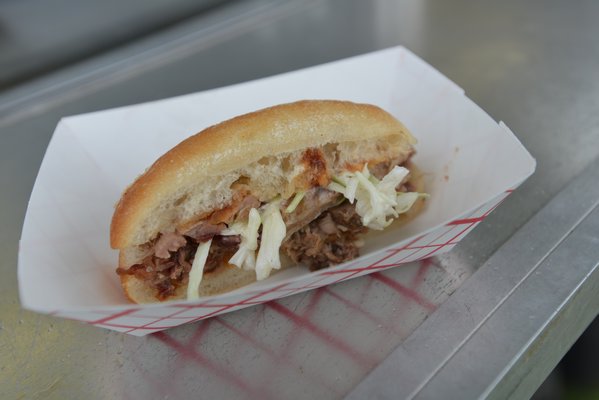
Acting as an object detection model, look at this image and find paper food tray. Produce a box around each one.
[18,46,535,336]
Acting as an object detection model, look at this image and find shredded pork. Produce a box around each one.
[281,201,367,270]
[154,232,187,259]
[117,235,241,300]
[118,156,411,299]
[283,188,341,238]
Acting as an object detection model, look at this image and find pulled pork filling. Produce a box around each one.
[116,193,258,299]
[117,234,241,300]
[117,154,414,299]
[281,201,367,270]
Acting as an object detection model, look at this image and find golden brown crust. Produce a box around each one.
[110,100,415,249]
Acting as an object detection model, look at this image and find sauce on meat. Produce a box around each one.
[300,148,329,188]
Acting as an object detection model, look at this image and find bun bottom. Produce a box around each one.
[121,264,257,304]
[120,163,426,304]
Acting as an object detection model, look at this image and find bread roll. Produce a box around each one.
[111,100,423,303]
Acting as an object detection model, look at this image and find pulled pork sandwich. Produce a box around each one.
[111,100,428,303]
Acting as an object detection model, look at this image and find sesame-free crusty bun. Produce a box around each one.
[111,100,424,303]
[110,100,415,250]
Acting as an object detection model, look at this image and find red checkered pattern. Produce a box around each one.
[54,190,513,336]
[123,257,453,399]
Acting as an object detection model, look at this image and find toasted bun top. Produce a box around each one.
[111,100,415,249]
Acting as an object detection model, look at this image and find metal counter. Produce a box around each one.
[1,1,598,398]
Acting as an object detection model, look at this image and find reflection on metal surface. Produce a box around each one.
[120,257,465,399]
[348,155,599,400]
[0,0,230,89]
[373,0,428,52]
[0,0,306,127]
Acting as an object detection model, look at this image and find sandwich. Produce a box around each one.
[111,100,427,303]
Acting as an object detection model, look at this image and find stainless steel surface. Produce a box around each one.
[1,0,598,398]
[0,0,228,89]
[347,156,599,400]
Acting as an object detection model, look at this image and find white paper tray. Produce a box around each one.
[18,47,535,335]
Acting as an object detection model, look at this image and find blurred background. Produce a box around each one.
[1,1,597,399]
[0,0,226,90]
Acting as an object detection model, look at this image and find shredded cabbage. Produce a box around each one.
[255,201,287,280]
[328,165,427,230]
[186,239,213,300]
[395,192,422,214]
[285,191,306,213]
[224,200,288,280]
[227,208,261,271]
[186,170,424,293]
